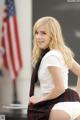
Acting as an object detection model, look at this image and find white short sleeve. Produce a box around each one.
[43,50,64,68]
[45,55,63,68]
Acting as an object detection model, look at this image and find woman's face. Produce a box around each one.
[35,25,51,49]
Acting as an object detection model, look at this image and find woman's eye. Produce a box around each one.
[35,31,47,35]
[35,31,38,34]
[41,31,46,35]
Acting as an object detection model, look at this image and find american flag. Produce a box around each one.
[1,0,22,80]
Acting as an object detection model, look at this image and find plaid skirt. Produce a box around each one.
[27,88,80,120]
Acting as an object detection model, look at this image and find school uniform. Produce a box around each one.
[27,49,80,120]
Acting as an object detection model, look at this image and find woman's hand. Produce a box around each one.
[29,96,38,104]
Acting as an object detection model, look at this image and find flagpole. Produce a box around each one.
[11,79,22,116]
[13,79,20,104]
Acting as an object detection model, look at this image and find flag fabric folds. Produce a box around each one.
[1,0,22,80]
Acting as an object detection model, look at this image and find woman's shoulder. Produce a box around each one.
[43,49,63,60]
[41,49,66,67]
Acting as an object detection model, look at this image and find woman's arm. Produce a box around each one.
[39,66,65,101]
[70,59,80,95]
[76,77,80,95]
[30,66,65,104]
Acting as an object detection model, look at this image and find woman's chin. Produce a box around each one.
[38,46,48,50]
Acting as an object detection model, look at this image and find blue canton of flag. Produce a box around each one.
[5,0,15,17]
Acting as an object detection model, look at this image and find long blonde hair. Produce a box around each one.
[32,16,74,68]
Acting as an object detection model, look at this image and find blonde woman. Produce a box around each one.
[27,16,80,120]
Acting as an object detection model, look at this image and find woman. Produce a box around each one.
[27,16,80,120]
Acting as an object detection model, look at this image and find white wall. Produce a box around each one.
[0,0,32,111]
[15,0,32,105]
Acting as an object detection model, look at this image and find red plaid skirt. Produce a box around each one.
[27,88,80,120]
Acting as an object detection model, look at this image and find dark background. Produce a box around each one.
[32,0,80,86]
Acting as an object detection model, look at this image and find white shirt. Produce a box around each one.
[38,50,69,95]
[37,50,80,120]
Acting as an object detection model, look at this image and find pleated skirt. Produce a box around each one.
[27,88,80,120]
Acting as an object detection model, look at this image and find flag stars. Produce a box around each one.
[6,0,15,16]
